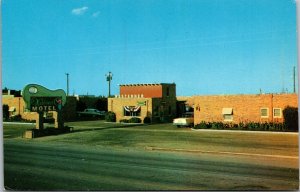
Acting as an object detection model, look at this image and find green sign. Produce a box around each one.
[137,101,146,106]
[30,96,62,112]
[23,84,66,112]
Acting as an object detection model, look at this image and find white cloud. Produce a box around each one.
[71,6,89,15]
[92,11,100,18]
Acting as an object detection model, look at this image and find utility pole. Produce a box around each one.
[65,73,69,96]
[106,71,113,97]
[293,66,296,93]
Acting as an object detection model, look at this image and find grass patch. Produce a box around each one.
[4,122,298,157]
[3,124,35,138]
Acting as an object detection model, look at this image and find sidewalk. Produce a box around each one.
[3,122,35,125]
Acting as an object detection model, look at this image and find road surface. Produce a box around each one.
[4,140,299,190]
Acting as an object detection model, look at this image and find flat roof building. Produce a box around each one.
[108,83,177,123]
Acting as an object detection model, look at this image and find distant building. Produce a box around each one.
[2,88,21,97]
[108,83,177,123]
[189,93,298,125]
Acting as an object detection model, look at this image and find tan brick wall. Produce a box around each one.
[111,83,177,123]
[108,97,153,122]
[2,96,38,121]
[193,94,298,125]
[108,96,177,123]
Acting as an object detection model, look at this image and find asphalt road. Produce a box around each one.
[4,140,299,190]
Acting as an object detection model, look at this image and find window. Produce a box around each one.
[273,108,282,118]
[222,108,233,121]
[123,106,141,117]
[260,108,269,118]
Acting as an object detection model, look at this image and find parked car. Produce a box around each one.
[77,108,106,117]
[173,112,194,127]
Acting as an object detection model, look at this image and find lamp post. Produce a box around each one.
[293,66,296,93]
[65,73,69,96]
[106,71,113,97]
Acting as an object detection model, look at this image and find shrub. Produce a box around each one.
[143,116,151,124]
[211,122,223,129]
[261,122,270,131]
[129,117,142,123]
[232,123,239,129]
[120,119,129,123]
[105,111,116,122]
[194,120,292,132]
[238,122,247,130]
[3,105,9,120]
[194,121,208,129]
[9,115,23,122]
[283,107,298,131]
[247,122,260,131]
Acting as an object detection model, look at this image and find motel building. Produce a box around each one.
[2,86,298,127]
[108,83,177,123]
[182,93,298,125]
[112,83,298,126]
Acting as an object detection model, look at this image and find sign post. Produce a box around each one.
[23,84,66,130]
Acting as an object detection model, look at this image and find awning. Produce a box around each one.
[222,108,233,115]
[124,106,141,112]
[9,107,16,112]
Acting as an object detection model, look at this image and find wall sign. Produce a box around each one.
[137,101,146,106]
[23,84,66,112]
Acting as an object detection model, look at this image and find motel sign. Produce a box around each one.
[23,84,66,112]
[30,96,62,112]
[23,84,66,129]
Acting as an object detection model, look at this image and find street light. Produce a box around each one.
[106,71,113,97]
[65,73,69,96]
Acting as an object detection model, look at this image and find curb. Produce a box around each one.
[145,146,298,159]
[191,128,298,135]
[3,122,36,125]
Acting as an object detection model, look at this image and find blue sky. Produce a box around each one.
[2,0,298,96]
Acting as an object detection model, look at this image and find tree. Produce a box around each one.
[283,106,298,131]
[105,111,116,122]
[76,100,87,112]
[94,98,108,111]
[3,104,9,120]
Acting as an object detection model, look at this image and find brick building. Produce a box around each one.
[2,93,38,121]
[2,90,78,122]
[108,83,177,123]
[189,93,298,125]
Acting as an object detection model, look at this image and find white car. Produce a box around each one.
[173,112,194,128]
